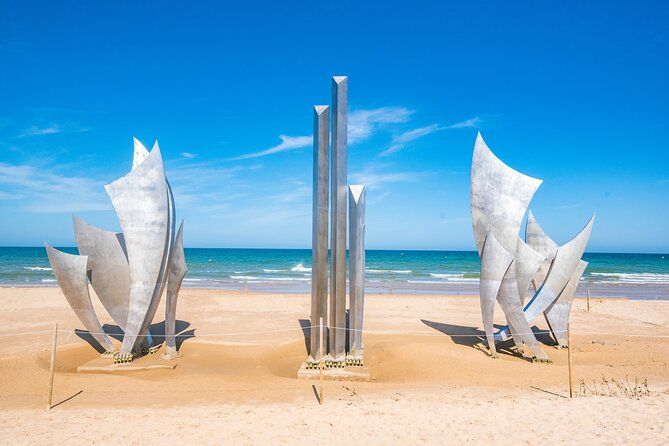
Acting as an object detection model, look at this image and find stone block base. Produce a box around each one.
[296,361,370,381]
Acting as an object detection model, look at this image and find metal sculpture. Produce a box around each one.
[305,76,367,372]
[308,105,330,364]
[45,244,116,355]
[545,260,588,347]
[73,216,130,330]
[46,138,186,364]
[163,221,187,360]
[470,132,594,362]
[329,76,348,364]
[525,212,590,347]
[348,185,366,365]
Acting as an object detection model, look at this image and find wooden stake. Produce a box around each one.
[586,289,591,311]
[567,322,574,398]
[47,322,58,410]
[318,317,324,405]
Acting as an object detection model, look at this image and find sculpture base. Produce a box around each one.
[296,361,370,382]
[77,356,177,373]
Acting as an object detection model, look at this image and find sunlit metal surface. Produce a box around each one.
[45,244,116,353]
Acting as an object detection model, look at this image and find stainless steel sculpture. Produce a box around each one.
[304,76,367,373]
[348,185,366,365]
[46,138,186,365]
[470,133,594,362]
[329,76,348,364]
[163,221,187,360]
[73,216,130,330]
[308,105,330,364]
[105,144,175,361]
[525,212,591,347]
[545,260,588,347]
[45,244,116,355]
[471,133,551,361]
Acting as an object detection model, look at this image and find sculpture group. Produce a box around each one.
[46,138,187,364]
[470,133,594,362]
[43,92,596,373]
[306,76,367,370]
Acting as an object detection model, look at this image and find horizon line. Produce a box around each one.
[0,245,666,256]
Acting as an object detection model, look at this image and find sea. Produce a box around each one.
[1,247,668,300]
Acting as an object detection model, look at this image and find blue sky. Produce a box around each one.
[0,1,667,252]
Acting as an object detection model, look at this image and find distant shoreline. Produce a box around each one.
[2,246,667,299]
[2,283,667,300]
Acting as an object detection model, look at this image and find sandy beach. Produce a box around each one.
[0,287,667,444]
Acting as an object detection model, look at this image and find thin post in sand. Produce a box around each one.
[47,322,58,410]
[586,289,591,311]
[319,317,324,405]
[567,322,574,398]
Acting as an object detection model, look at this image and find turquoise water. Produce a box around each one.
[1,247,668,299]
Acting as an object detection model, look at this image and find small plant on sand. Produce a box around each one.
[578,375,650,398]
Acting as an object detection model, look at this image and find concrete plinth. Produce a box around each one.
[77,356,177,373]
[296,361,370,382]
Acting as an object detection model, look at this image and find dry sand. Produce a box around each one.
[0,287,668,444]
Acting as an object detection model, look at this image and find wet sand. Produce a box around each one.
[0,287,668,444]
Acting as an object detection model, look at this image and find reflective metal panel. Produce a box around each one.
[45,244,115,353]
[104,146,171,355]
[72,215,130,330]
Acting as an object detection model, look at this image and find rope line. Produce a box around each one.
[1,325,668,339]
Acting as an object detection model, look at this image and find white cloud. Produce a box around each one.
[445,117,481,129]
[229,135,312,160]
[380,116,481,156]
[18,124,62,137]
[0,162,109,213]
[180,152,197,159]
[350,163,431,190]
[17,123,89,138]
[348,107,413,144]
[381,123,443,157]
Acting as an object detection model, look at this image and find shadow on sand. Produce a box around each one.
[298,319,310,353]
[421,319,553,361]
[74,320,196,353]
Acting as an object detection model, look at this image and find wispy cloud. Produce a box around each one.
[0,162,108,212]
[229,135,312,161]
[381,124,443,157]
[348,107,413,144]
[17,123,89,138]
[555,203,581,210]
[228,106,416,161]
[180,152,197,159]
[445,117,481,129]
[380,116,481,156]
[18,124,63,137]
[350,163,432,190]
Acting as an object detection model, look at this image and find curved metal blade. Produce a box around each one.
[72,215,130,330]
[45,244,115,352]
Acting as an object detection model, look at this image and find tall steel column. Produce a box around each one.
[309,105,330,362]
[348,185,366,361]
[329,76,348,362]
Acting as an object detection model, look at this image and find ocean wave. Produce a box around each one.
[589,272,669,283]
[183,278,205,282]
[366,269,412,274]
[25,266,52,271]
[263,269,286,273]
[429,273,462,279]
[230,275,310,282]
[429,273,478,282]
[291,263,312,272]
[407,280,451,284]
[41,279,56,283]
